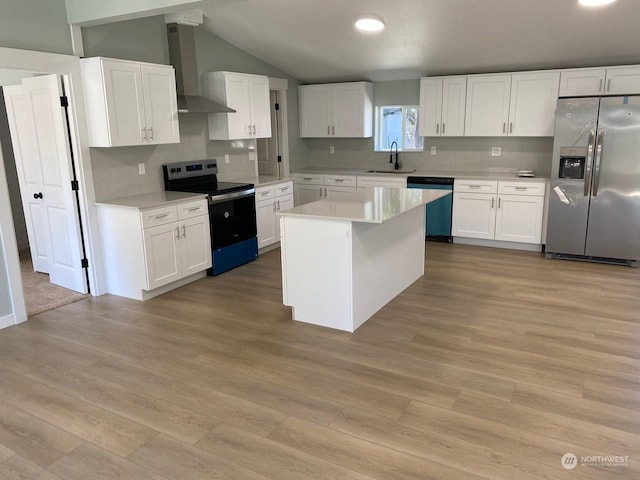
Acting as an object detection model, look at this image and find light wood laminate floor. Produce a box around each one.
[0,243,638,479]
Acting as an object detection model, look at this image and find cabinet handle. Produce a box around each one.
[277,200,280,210]
[261,191,270,197]
[149,127,154,141]
[334,179,344,182]
[514,187,527,191]
[436,123,439,134]
[303,177,313,181]
[248,125,252,134]
[469,185,481,189]
[332,125,335,135]
[187,207,201,212]
[280,186,290,192]
[142,128,147,141]
[327,125,330,135]
[273,202,276,212]
[252,125,256,135]
[599,79,604,92]
[442,123,446,135]
[155,213,169,219]
[503,123,506,134]
[510,122,513,134]
[498,198,501,209]
[182,225,186,238]
[491,197,495,209]
[175,226,180,239]
[607,79,612,92]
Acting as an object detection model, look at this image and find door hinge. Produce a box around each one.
[81,258,89,269]
[60,96,69,107]
[71,180,79,191]
[274,102,280,111]
[277,155,282,163]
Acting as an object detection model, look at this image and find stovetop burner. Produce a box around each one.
[162,160,253,196]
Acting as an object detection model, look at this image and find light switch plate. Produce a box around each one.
[491,147,502,156]
[248,152,257,161]
[138,163,145,175]
[329,146,335,154]
[431,146,437,155]
[224,154,230,164]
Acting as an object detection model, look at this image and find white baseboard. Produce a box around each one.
[0,313,17,330]
[453,237,543,252]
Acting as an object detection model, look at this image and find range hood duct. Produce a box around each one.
[166,22,235,114]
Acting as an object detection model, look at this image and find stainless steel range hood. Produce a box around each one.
[166,23,235,114]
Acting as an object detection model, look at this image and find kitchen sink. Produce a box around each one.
[366,169,416,174]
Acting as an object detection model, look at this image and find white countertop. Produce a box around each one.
[228,174,293,187]
[278,187,450,224]
[95,191,207,210]
[293,167,549,182]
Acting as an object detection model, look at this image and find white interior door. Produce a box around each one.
[3,85,49,273]
[23,75,87,293]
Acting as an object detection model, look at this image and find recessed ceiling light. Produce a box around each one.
[354,15,385,32]
[578,0,616,7]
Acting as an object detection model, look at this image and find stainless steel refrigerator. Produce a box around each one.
[546,96,640,266]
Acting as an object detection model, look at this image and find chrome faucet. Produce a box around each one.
[389,140,401,170]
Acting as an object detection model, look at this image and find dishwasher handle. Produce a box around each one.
[407,176,454,186]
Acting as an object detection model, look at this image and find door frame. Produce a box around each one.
[0,46,106,325]
[268,77,290,178]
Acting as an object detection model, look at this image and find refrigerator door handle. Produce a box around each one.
[592,128,605,197]
[584,129,596,196]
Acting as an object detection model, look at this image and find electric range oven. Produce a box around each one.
[163,160,258,275]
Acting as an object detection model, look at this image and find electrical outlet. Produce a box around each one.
[248,152,257,161]
[491,147,502,156]
[224,154,230,164]
[430,146,437,155]
[329,146,335,154]
[138,163,145,175]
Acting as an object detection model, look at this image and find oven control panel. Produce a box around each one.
[163,160,218,181]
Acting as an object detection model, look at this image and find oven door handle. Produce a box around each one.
[208,188,256,204]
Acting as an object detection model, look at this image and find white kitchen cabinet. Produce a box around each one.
[452,179,546,246]
[419,76,466,137]
[465,72,559,137]
[255,181,294,248]
[96,196,211,301]
[559,66,640,97]
[205,71,271,140]
[356,175,406,189]
[81,57,179,147]
[299,82,373,138]
[325,185,357,199]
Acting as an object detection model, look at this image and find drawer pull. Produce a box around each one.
[154,213,170,219]
[468,185,482,189]
[303,177,313,181]
[280,186,290,192]
[261,191,270,196]
[187,207,201,212]
[514,187,527,191]
[334,179,344,182]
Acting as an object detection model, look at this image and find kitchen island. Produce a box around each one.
[278,187,450,332]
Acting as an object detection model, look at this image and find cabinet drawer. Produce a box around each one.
[323,174,356,187]
[454,180,498,193]
[141,205,178,229]
[275,181,294,197]
[356,176,406,188]
[293,173,323,185]
[498,181,546,196]
[256,185,276,201]
[177,199,208,220]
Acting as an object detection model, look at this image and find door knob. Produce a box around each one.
[33,192,43,199]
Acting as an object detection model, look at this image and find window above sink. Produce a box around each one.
[374,105,424,152]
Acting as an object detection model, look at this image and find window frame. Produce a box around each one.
[374,105,423,153]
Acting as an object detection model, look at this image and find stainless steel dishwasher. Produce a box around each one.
[407,176,454,242]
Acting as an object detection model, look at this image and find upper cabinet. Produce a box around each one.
[419,76,466,137]
[465,71,559,137]
[299,82,373,138]
[560,66,640,97]
[204,71,271,140]
[81,57,180,147]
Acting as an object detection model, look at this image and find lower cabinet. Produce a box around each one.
[97,197,212,300]
[293,173,358,205]
[356,175,407,189]
[256,180,294,248]
[452,180,546,247]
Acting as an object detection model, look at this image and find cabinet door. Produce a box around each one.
[452,192,496,239]
[325,185,356,199]
[275,194,294,242]
[299,86,332,137]
[418,78,443,137]
[294,184,323,205]
[465,75,511,136]
[441,77,467,136]
[249,75,272,138]
[224,73,253,138]
[141,64,180,144]
[143,222,181,290]
[495,195,544,244]
[604,66,640,95]
[102,59,145,146]
[332,84,367,137]
[256,198,277,248]
[180,215,212,276]
[559,68,606,97]
[508,72,560,137]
